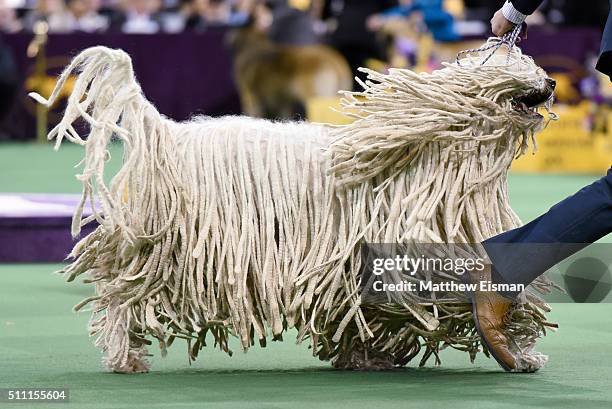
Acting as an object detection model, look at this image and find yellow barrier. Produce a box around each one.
[306,97,355,125]
[307,97,611,174]
[512,102,611,174]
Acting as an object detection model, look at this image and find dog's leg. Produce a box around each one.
[332,343,395,371]
[238,84,263,118]
[96,299,150,374]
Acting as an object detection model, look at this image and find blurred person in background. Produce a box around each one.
[0,0,22,32]
[314,0,395,89]
[185,0,248,31]
[22,0,62,30]
[261,0,318,45]
[462,0,503,22]
[540,0,609,28]
[0,35,17,138]
[111,0,162,33]
[46,0,109,32]
[367,0,460,42]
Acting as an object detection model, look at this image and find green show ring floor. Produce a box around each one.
[1,265,612,409]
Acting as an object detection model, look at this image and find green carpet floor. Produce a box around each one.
[1,266,611,409]
[0,142,611,408]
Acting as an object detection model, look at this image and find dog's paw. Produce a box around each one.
[511,348,548,373]
[112,358,150,374]
[333,347,395,371]
[108,349,151,374]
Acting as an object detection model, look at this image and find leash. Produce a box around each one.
[456,24,523,66]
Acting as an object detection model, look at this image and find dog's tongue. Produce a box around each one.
[544,96,558,120]
[514,101,529,113]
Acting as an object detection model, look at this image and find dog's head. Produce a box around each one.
[330,43,557,187]
[493,54,555,123]
[512,75,556,118]
[453,45,557,128]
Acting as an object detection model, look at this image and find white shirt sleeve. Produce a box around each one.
[501,1,528,25]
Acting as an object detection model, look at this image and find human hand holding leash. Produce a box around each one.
[491,9,515,37]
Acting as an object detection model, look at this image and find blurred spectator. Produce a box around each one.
[263,0,318,45]
[47,0,109,32]
[0,36,17,131]
[0,0,22,32]
[462,0,503,23]
[367,0,460,42]
[0,0,606,41]
[318,0,396,89]
[112,0,162,33]
[22,0,63,30]
[542,0,609,29]
[185,0,247,31]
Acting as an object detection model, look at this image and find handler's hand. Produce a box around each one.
[491,9,515,37]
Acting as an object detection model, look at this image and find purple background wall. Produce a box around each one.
[0,30,242,140]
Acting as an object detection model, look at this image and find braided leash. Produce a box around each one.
[456,24,523,66]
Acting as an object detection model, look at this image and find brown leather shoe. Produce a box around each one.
[467,265,517,372]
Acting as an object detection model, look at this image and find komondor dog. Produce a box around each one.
[32,41,558,374]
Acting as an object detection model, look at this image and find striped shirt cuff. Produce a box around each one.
[501,1,528,25]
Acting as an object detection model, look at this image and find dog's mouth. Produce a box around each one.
[512,78,556,119]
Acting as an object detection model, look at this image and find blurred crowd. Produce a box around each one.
[0,0,609,131]
[0,0,252,34]
[0,0,608,35]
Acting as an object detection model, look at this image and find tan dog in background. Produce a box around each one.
[230,28,352,120]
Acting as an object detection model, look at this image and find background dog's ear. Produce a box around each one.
[225,29,241,51]
[225,15,262,53]
[225,26,251,52]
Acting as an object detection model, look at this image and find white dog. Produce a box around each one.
[33,43,557,373]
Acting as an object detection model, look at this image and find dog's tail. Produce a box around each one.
[29,46,142,148]
[30,46,165,242]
